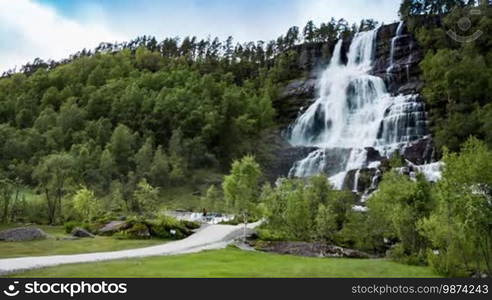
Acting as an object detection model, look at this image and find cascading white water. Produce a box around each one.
[287,26,427,189]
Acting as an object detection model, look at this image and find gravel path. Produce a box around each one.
[0,222,260,275]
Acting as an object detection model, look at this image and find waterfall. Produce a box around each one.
[287,26,427,189]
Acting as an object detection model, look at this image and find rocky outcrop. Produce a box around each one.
[0,227,48,242]
[276,78,317,126]
[343,168,378,193]
[71,227,95,238]
[262,139,318,182]
[254,241,371,258]
[99,221,131,235]
[403,136,435,165]
[291,42,334,73]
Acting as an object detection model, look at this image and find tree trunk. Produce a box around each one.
[46,189,55,225]
[2,198,9,223]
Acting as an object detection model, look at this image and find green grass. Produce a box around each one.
[0,224,167,259]
[9,247,439,278]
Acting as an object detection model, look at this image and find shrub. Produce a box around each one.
[147,216,191,240]
[64,221,81,234]
[64,221,99,234]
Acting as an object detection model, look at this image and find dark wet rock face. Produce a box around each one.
[0,227,48,242]
[403,137,436,165]
[373,22,424,95]
[293,42,334,73]
[263,145,319,181]
[365,147,385,163]
[276,79,317,127]
[343,168,378,193]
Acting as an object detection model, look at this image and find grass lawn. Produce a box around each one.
[9,247,439,278]
[0,224,167,259]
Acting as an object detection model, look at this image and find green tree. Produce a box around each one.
[133,179,159,216]
[201,185,222,212]
[223,155,262,240]
[149,146,170,187]
[366,171,433,264]
[314,203,337,242]
[72,186,98,221]
[108,124,135,175]
[168,129,187,184]
[420,138,492,276]
[134,137,154,178]
[0,177,15,223]
[33,153,75,224]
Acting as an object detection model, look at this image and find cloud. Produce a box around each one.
[295,0,400,26]
[0,0,126,72]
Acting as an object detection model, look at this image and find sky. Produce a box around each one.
[0,0,401,73]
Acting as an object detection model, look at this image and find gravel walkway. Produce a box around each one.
[0,222,260,275]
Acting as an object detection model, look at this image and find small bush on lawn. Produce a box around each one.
[63,221,100,234]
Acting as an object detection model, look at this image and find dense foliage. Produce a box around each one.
[0,18,374,225]
[259,176,355,242]
[402,2,492,152]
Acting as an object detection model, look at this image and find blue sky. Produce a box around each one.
[0,0,401,72]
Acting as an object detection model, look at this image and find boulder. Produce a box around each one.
[99,221,130,235]
[71,227,95,238]
[0,227,48,242]
[365,147,385,163]
[403,137,436,165]
[126,223,151,239]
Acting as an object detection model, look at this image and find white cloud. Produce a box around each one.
[0,0,126,72]
[295,0,400,26]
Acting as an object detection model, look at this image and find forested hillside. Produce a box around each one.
[0,18,369,223]
[401,0,492,152]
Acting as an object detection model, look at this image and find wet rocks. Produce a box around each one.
[264,145,319,181]
[254,241,371,258]
[343,168,379,194]
[373,22,424,95]
[71,227,95,238]
[403,137,436,165]
[276,78,317,127]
